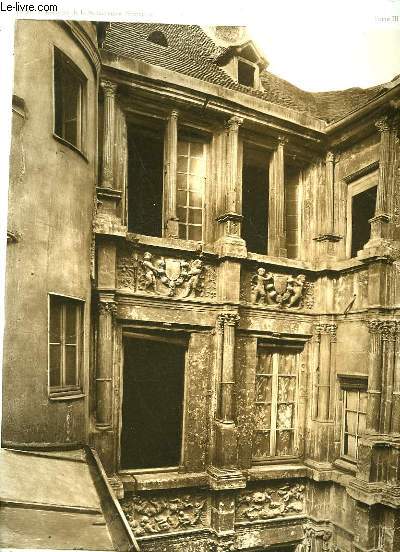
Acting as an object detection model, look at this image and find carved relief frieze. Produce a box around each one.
[248,268,313,309]
[120,492,208,536]
[236,482,305,522]
[117,246,216,299]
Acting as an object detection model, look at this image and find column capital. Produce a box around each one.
[367,319,399,335]
[98,299,117,316]
[326,150,335,163]
[375,116,391,133]
[314,322,337,340]
[225,115,243,132]
[218,312,240,327]
[100,79,118,97]
[170,109,179,120]
[277,135,289,147]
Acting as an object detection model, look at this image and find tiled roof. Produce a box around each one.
[102,23,390,123]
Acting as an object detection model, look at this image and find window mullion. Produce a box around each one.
[270,353,279,456]
[61,304,66,387]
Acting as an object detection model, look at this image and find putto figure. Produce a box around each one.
[251,269,307,308]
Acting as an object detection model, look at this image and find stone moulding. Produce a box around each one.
[250,268,313,309]
[117,248,217,299]
[235,483,305,523]
[120,492,208,536]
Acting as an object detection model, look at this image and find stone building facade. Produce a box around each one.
[3,20,400,552]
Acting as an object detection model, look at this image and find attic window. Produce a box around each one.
[147,30,168,47]
[238,59,255,87]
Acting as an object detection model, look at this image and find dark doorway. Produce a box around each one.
[242,145,269,254]
[351,185,377,257]
[121,335,186,469]
[127,124,164,236]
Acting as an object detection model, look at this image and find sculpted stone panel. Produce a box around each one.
[120,492,208,536]
[117,246,216,299]
[236,482,305,522]
[244,267,314,309]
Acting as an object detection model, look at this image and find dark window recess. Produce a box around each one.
[351,186,377,257]
[238,60,255,87]
[127,126,164,236]
[121,336,185,469]
[54,48,85,150]
[147,30,168,47]
[242,147,269,254]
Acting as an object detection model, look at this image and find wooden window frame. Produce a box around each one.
[176,138,207,242]
[53,46,87,155]
[253,343,303,463]
[338,374,368,463]
[48,293,84,399]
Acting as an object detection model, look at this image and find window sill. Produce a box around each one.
[49,391,85,402]
[333,457,357,475]
[53,133,89,163]
[119,469,208,491]
[247,461,309,482]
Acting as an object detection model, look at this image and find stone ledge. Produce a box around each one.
[119,471,208,492]
[247,463,310,481]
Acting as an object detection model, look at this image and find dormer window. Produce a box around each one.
[238,59,255,87]
[147,30,168,47]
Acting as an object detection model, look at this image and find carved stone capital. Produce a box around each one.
[219,312,240,327]
[170,109,179,120]
[100,79,118,97]
[375,116,391,133]
[277,135,289,147]
[368,319,399,337]
[314,323,337,341]
[98,300,117,316]
[326,151,335,163]
[225,115,243,132]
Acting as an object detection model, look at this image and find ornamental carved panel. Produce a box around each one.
[236,482,305,522]
[117,245,216,299]
[120,492,208,536]
[242,267,314,309]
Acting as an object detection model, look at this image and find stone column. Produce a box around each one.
[95,295,116,428]
[269,136,287,257]
[324,151,335,235]
[164,109,179,238]
[391,323,400,434]
[100,80,118,188]
[381,322,397,433]
[213,312,241,469]
[315,323,337,421]
[220,313,240,423]
[367,320,383,433]
[225,116,242,214]
[367,117,393,245]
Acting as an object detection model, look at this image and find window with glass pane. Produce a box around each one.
[54,48,85,150]
[49,295,83,393]
[342,388,367,460]
[253,348,299,461]
[177,140,205,241]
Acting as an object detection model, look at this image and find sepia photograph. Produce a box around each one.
[0,2,400,550]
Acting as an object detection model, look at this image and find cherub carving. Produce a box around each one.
[251,268,271,304]
[141,252,159,292]
[182,259,204,298]
[286,274,306,307]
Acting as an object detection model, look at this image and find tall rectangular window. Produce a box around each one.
[342,388,367,461]
[346,172,378,258]
[54,48,86,151]
[177,139,206,241]
[242,144,269,254]
[253,346,301,461]
[127,123,164,236]
[49,295,83,395]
